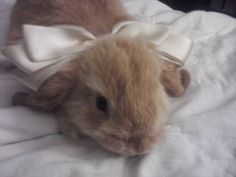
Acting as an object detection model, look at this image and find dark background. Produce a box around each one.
[159,0,236,17]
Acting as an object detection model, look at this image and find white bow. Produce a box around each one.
[2,21,193,91]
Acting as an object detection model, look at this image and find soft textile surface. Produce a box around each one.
[0,0,236,177]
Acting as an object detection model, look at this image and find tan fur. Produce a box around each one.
[10,0,190,155]
[59,36,168,155]
[161,61,191,97]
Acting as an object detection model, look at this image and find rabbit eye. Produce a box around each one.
[96,96,108,113]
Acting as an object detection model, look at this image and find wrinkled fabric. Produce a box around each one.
[0,0,236,177]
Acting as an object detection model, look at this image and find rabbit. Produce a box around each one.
[8,0,190,155]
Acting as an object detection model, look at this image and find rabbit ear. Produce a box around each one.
[12,65,78,112]
[161,62,191,97]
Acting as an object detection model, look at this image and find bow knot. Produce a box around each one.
[2,21,193,90]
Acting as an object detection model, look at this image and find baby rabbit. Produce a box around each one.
[8,0,190,155]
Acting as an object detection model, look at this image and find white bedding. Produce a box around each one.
[0,0,236,177]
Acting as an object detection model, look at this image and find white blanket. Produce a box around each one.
[0,0,236,177]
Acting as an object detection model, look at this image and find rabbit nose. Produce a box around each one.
[128,136,146,153]
[129,136,140,144]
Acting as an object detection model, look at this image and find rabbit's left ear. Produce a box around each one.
[12,63,79,112]
[160,62,191,97]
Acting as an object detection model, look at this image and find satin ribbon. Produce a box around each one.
[2,21,193,91]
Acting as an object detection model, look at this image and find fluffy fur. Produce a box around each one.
[9,0,190,155]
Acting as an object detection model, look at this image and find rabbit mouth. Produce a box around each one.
[96,133,155,156]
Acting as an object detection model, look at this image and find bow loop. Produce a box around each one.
[113,21,193,66]
[24,25,96,62]
[113,21,172,45]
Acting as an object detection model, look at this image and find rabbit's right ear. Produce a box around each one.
[160,62,191,97]
[12,63,79,112]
